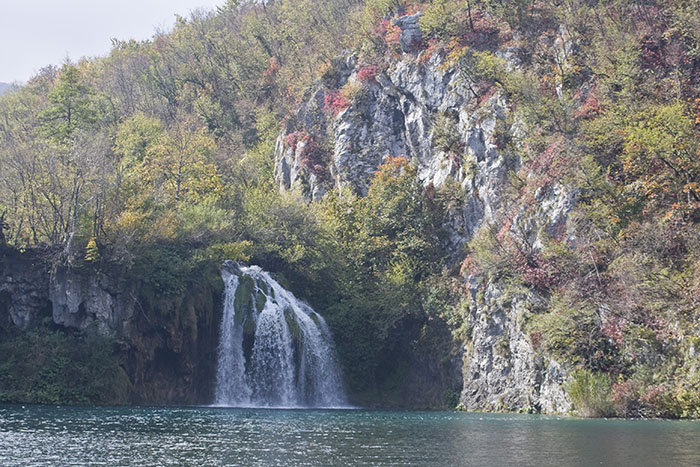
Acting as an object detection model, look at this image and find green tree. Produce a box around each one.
[39,64,98,143]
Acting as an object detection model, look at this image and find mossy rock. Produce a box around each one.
[495,337,511,359]
[257,280,270,297]
[255,290,267,313]
[234,275,256,324]
[310,312,321,328]
[242,316,257,338]
[284,308,303,343]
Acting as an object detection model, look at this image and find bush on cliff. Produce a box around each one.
[0,328,131,405]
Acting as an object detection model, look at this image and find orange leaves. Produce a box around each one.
[371,156,413,186]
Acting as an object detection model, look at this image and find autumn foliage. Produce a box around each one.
[324,89,350,116]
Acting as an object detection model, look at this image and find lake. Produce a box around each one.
[1,405,699,466]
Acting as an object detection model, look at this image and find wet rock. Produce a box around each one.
[0,249,51,329]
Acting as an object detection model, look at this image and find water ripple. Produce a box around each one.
[1,405,699,466]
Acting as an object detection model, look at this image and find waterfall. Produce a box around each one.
[215,261,348,408]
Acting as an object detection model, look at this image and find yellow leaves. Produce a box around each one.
[340,81,364,103]
[114,206,175,242]
[439,41,469,72]
[200,241,253,263]
[620,102,699,216]
[116,113,223,210]
[384,258,415,288]
[115,209,148,235]
[152,212,178,241]
[370,156,414,187]
[84,237,100,262]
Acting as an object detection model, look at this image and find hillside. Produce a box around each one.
[0,0,699,417]
[0,83,10,95]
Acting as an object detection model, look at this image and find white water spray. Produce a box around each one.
[215,261,348,407]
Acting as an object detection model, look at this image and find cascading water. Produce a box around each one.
[215,261,348,407]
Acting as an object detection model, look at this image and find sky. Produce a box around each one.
[0,0,225,83]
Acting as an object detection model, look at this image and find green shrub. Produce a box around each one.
[432,111,464,155]
[567,369,614,417]
[527,293,617,371]
[420,0,468,41]
[132,244,188,296]
[0,329,131,405]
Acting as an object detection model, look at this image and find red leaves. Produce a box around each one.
[284,131,328,180]
[324,89,350,116]
[262,57,280,82]
[378,19,401,49]
[612,379,640,416]
[518,252,568,291]
[460,254,478,278]
[640,38,664,70]
[356,65,377,83]
[284,131,301,151]
[373,156,412,185]
[573,87,604,120]
[601,317,625,348]
[529,330,543,350]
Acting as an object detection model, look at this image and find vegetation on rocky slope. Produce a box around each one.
[0,0,698,415]
[0,327,131,405]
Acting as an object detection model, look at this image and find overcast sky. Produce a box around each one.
[0,0,225,83]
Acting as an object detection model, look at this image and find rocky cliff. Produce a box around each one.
[0,247,222,404]
[273,13,576,413]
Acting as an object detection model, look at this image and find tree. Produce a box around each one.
[623,102,700,219]
[39,64,98,143]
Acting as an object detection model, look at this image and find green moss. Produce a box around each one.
[284,308,303,342]
[255,290,267,313]
[0,329,131,405]
[310,312,321,328]
[495,337,511,359]
[476,290,485,307]
[234,275,255,324]
[443,388,461,409]
[379,360,409,403]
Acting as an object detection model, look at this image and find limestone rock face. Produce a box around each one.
[274,51,516,254]
[0,250,50,330]
[0,249,222,405]
[274,44,576,412]
[393,12,424,53]
[461,280,571,414]
[49,267,134,337]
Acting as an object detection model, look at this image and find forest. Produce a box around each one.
[0,0,699,417]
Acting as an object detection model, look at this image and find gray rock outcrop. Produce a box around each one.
[393,13,424,53]
[0,249,222,405]
[49,267,135,337]
[273,40,576,412]
[0,250,50,330]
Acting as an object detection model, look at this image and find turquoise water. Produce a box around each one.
[1,405,699,466]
